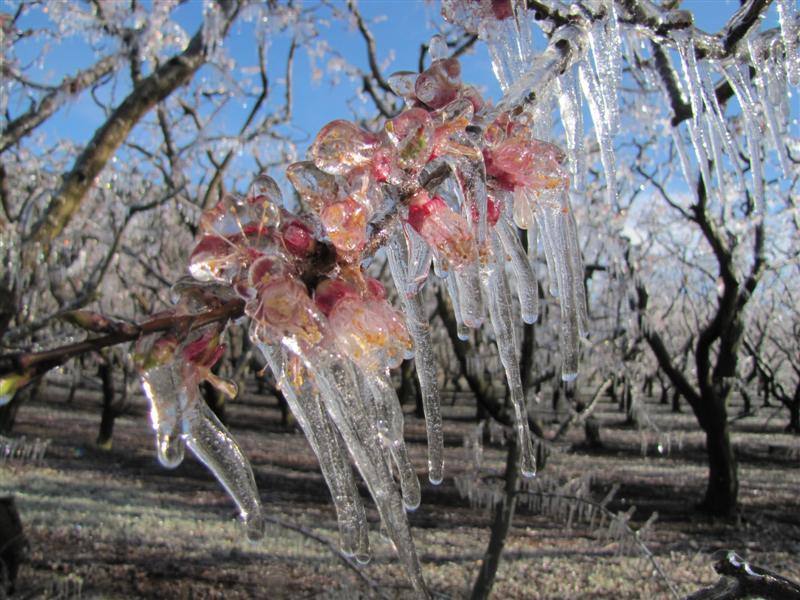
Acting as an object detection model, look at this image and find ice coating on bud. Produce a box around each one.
[320,198,369,256]
[415,58,461,109]
[317,278,412,371]
[188,235,241,284]
[406,191,476,270]
[246,173,283,231]
[388,71,418,99]
[484,137,568,192]
[280,218,316,257]
[310,120,381,175]
[286,161,339,212]
[385,108,434,173]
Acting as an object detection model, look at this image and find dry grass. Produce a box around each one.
[1,384,798,599]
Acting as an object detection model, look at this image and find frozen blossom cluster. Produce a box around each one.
[133,7,589,598]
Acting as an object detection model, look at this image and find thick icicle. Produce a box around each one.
[537,206,580,380]
[141,363,186,469]
[182,392,266,541]
[387,232,445,484]
[496,210,539,324]
[367,372,422,511]
[404,225,432,296]
[256,340,369,560]
[482,232,536,477]
[286,338,430,599]
[577,61,617,205]
[454,262,484,328]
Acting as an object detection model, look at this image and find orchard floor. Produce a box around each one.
[1,384,799,599]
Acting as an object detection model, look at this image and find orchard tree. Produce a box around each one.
[1,0,799,598]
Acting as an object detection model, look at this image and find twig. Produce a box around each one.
[262,515,391,600]
[516,490,680,599]
[0,298,245,381]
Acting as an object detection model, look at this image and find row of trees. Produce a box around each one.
[1,0,798,596]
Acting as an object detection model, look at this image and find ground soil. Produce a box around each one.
[1,382,798,599]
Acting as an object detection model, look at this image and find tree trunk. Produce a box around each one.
[0,380,40,435]
[700,420,738,517]
[96,361,116,449]
[470,435,520,600]
[786,399,800,434]
[672,389,682,413]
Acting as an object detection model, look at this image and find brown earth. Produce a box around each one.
[1,383,798,599]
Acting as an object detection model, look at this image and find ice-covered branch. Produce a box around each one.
[28,0,242,251]
[0,55,117,154]
[0,298,245,390]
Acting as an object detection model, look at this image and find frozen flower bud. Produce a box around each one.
[406,190,476,269]
[246,174,283,229]
[388,71,418,99]
[484,137,568,192]
[188,235,242,284]
[415,58,461,109]
[310,120,381,176]
[385,108,434,172]
[320,198,369,256]
[286,161,340,213]
[280,218,316,257]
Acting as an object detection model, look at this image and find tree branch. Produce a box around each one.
[28,0,240,251]
[0,298,245,381]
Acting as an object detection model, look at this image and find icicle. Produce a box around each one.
[404,225,432,296]
[285,338,430,599]
[577,61,617,205]
[749,37,792,178]
[776,0,800,86]
[182,394,266,541]
[725,65,766,215]
[531,192,560,298]
[387,233,445,484]
[587,0,622,135]
[695,59,746,192]
[447,273,470,341]
[496,211,539,324]
[454,262,484,329]
[141,364,186,469]
[482,232,536,478]
[562,193,589,339]
[556,68,585,192]
[367,372,422,511]
[538,207,579,380]
[257,340,369,560]
[674,32,719,203]
[670,126,699,205]
[497,24,586,113]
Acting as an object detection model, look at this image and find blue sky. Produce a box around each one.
[1,0,785,181]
